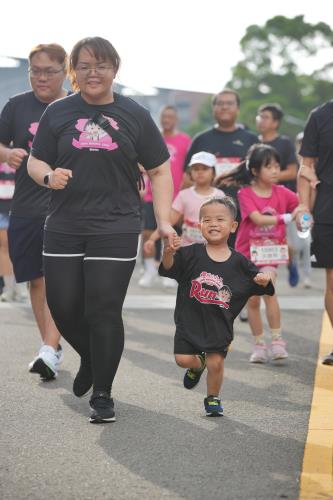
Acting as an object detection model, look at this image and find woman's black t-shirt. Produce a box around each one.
[31,92,170,234]
[159,244,275,352]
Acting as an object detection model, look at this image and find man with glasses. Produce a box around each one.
[0,43,69,381]
[185,89,257,180]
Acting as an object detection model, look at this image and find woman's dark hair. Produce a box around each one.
[69,36,121,91]
[199,196,238,220]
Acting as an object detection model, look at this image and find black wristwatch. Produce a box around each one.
[43,173,51,186]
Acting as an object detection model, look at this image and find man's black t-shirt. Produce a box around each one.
[262,135,298,191]
[159,244,274,352]
[31,92,170,235]
[185,127,258,176]
[0,91,50,217]
[300,101,333,223]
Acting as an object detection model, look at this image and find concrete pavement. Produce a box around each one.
[0,264,331,500]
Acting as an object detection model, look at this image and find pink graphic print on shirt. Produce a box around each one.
[72,117,119,151]
[190,271,232,309]
[28,122,39,148]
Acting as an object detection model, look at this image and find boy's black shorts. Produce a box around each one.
[174,333,229,358]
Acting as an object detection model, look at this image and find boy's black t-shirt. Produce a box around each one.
[300,101,333,223]
[0,91,50,217]
[159,244,274,352]
[262,135,298,191]
[31,92,170,235]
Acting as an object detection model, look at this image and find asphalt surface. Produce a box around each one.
[0,265,326,500]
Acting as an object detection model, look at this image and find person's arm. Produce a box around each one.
[146,160,177,247]
[248,211,289,227]
[278,162,298,183]
[0,143,28,169]
[161,233,182,270]
[297,156,317,211]
[27,155,72,190]
[143,208,182,254]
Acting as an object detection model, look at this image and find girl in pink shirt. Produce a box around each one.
[235,144,302,364]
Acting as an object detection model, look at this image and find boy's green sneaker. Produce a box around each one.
[204,395,224,417]
[183,353,206,389]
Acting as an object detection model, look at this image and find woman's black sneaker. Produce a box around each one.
[73,361,93,397]
[183,353,206,389]
[89,392,116,423]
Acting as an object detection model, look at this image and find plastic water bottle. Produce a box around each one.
[297,213,312,239]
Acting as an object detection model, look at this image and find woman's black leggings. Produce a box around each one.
[43,231,138,394]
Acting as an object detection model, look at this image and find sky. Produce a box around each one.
[1,0,333,94]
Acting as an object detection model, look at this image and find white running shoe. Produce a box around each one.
[29,345,58,380]
[138,270,157,288]
[55,344,64,365]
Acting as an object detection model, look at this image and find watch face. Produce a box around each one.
[44,174,49,185]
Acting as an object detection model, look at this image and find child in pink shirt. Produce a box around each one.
[235,144,303,363]
[145,151,225,253]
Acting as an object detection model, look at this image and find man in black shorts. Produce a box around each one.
[298,100,333,365]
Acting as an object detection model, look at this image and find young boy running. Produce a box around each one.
[159,197,274,416]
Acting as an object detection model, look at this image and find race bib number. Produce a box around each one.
[250,237,289,265]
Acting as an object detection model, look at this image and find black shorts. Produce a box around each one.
[174,333,229,358]
[43,231,139,260]
[142,201,157,231]
[311,223,333,268]
[8,216,45,283]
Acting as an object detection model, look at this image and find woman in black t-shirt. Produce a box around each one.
[28,37,176,423]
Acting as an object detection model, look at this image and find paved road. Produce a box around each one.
[0,266,326,500]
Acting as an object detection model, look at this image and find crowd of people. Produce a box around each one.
[0,36,332,422]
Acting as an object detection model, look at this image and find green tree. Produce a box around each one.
[187,16,333,139]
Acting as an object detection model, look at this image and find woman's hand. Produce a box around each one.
[49,168,72,189]
[158,222,179,250]
[163,233,181,254]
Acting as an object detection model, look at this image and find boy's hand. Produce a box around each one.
[253,272,271,287]
[163,234,181,254]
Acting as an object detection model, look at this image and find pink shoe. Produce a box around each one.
[249,344,268,363]
[270,339,288,360]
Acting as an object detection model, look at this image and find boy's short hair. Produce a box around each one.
[258,103,284,122]
[199,196,237,220]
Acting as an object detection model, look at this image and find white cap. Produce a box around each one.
[188,151,216,168]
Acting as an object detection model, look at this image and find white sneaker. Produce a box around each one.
[29,345,58,380]
[0,289,16,302]
[162,277,177,288]
[55,344,64,365]
[138,270,157,288]
[303,277,312,289]
[13,282,29,303]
